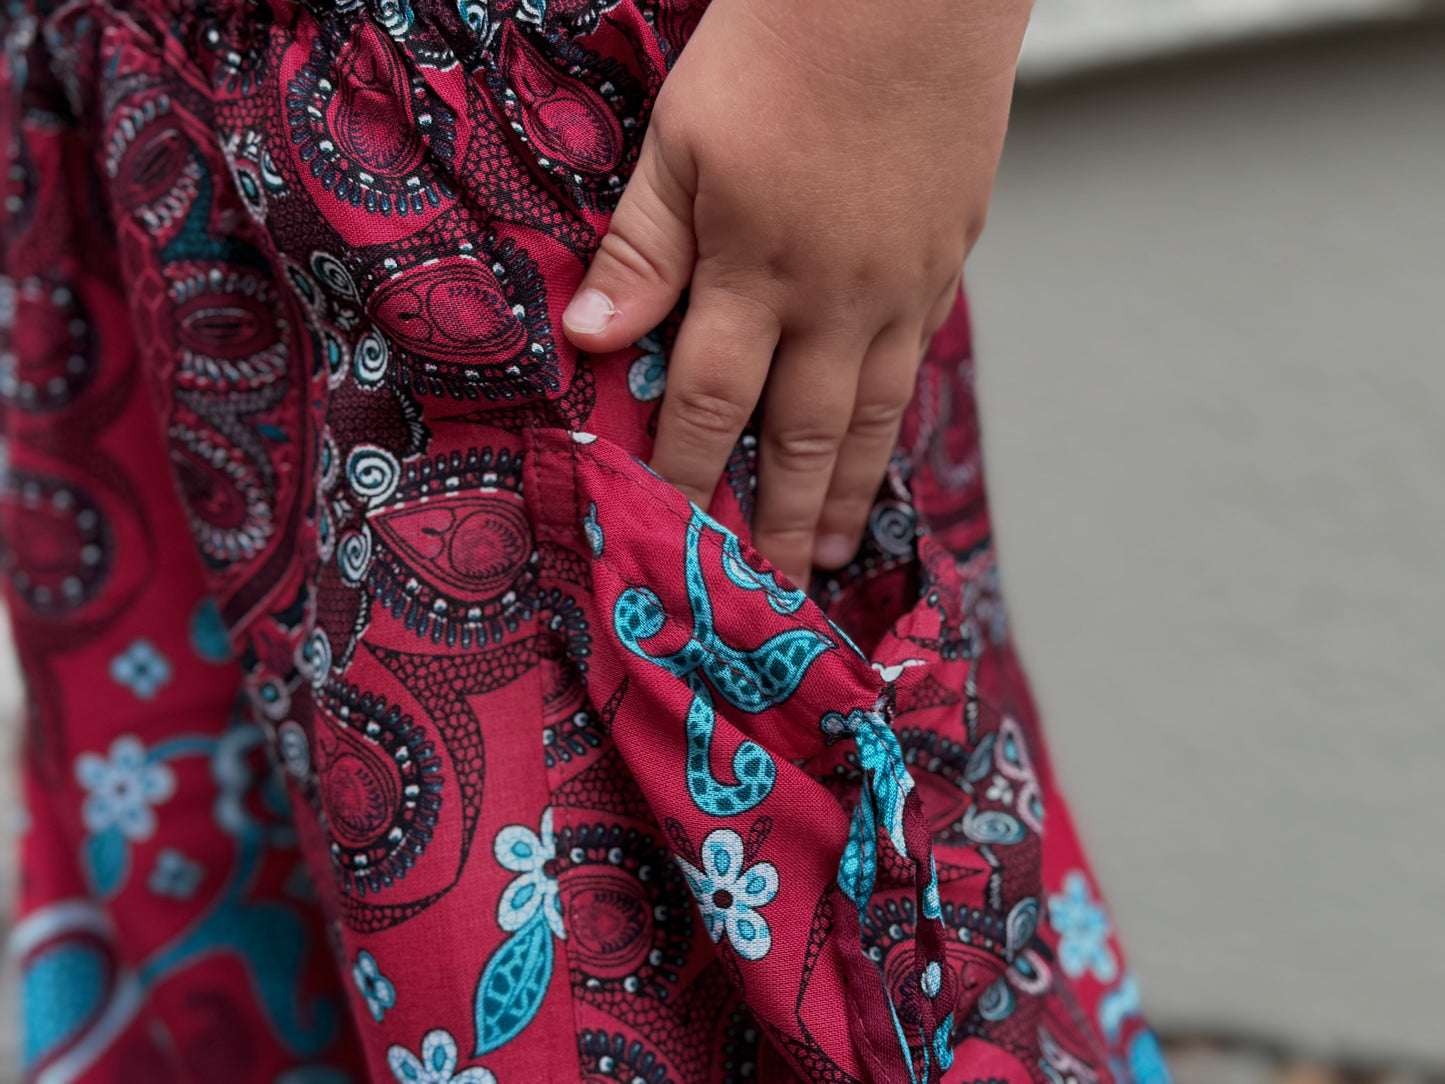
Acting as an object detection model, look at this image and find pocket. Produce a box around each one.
[524,428,982,1084]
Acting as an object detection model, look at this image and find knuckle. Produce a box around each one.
[670,387,751,438]
[696,267,787,323]
[595,228,674,289]
[849,397,909,440]
[765,427,844,471]
[754,522,816,550]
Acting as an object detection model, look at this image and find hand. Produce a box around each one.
[562,0,1030,586]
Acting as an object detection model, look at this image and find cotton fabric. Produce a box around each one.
[0,1,1165,1082]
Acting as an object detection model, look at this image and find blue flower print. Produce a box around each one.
[1099,973,1142,1041]
[678,828,779,962]
[109,639,172,700]
[388,1029,495,1084]
[1048,870,1118,982]
[494,807,565,940]
[74,736,175,842]
[626,334,667,401]
[148,848,202,899]
[353,950,396,1023]
[1127,1029,1172,1084]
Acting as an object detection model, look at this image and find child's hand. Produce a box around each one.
[562,0,1030,586]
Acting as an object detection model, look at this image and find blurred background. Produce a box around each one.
[1,1,1443,1081]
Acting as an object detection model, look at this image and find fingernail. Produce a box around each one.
[814,533,856,568]
[563,289,617,335]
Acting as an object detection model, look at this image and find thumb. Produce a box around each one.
[562,138,696,353]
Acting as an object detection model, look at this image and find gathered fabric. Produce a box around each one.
[0,1,1165,1082]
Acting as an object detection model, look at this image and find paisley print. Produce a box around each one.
[284,24,461,234]
[480,23,646,210]
[0,3,1162,1084]
[315,680,444,897]
[366,447,537,647]
[369,240,561,401]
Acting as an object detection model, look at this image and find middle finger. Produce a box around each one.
[751,330,865,586]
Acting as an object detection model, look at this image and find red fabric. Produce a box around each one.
[0,2,1163,1083]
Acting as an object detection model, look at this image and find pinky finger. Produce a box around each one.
[922,269,964,344]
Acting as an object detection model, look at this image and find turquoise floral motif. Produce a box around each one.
[821,705,915,911]
[21,936,107,1072]
[614,507,833,817]
[75,736,175,842]
[820,698,957,1080]
[1099,973,1141,1041]
[677,828,779,962]
[52,720,342,1057]
[922,855,941,920]
[823,707,912,855]
[627,334,667,401]
[473,809,563,1055]
[389,1028,496,1084]
[933,1011,957,1073]
[582,502,604,557]
[474,918,551,1056]
[108,639,172,700]
[353,950,396,1023]
[148,848,202,899]
[1048,870,1119,982]
[1127,1030,1172,1084]
[137,722,341,1055]
[717,531,808,615]
[190,598,233,663]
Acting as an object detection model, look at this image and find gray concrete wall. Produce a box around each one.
[1019,0,1427,77]
[968,23,1445,1067]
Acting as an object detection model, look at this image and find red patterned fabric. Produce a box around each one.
[0,2,1166,1083]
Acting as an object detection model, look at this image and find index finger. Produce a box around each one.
[649,282,779,509]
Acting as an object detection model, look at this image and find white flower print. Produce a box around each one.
[1048,870,1119,982]
[388,1028,495,1084]
[74,736,175,842]
[986,774,1014,804]
[678,828,779,962]
[493,806,565,940]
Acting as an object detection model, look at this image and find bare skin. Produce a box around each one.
[561,0,1032,587]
